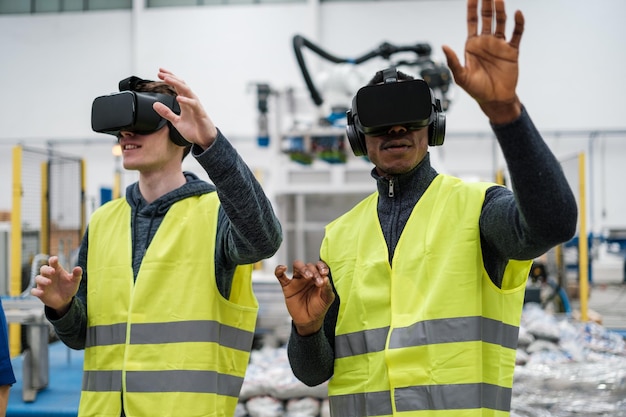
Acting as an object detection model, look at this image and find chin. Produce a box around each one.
[122,162,139,171]
[381,165,414,176]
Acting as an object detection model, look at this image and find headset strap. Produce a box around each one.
[119,76,151,92]
[382,67,398,84]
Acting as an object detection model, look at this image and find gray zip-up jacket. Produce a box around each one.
[287,107,578,386]
[47,129,282,350]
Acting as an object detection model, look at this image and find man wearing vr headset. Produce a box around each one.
[275,0,577,416]
[32,68,282,417]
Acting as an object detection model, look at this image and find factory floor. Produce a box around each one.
[7,342,82,417]
[570,268,626,338]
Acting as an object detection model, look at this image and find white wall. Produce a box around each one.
[0,0,625,234]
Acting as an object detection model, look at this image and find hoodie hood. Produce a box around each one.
[127,171,215,215]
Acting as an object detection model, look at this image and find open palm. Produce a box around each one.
[442,0,524,106]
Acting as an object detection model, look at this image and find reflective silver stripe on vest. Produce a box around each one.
[330,383,512,415]
[395,383,512,411]
[82,370,123,391]
[389,316,519,350]
[334,316,518,358]
[129,320,254,351]
[126,370,244,396]
[86,320,254,351]
[335,327,389,359]
[82,370,244,397]
[86,323,127,347]
[329,390,393,417]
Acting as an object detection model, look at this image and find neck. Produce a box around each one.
[138,167,186,204]
[373,153,435,199]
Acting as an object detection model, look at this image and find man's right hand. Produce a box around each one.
[31,255,82,317]
[275,260,335,336]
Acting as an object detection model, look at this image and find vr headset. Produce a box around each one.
[346,67,445,156]
[91,76,190,147]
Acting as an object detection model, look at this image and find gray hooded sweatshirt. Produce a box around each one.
[47,130,282,350]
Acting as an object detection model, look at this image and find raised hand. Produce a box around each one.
[153,68,219,150]
[275,260,335,336]
[442,0,524,123]
[31,256,82,316]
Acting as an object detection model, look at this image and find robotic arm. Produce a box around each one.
[292,34,453,113]
[254,35,454,164]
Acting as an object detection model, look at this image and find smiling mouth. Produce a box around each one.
[123,144,141,151]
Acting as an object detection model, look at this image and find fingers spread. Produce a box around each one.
[153,102,176,122]
[158,68,174,77]
[316,261,329,276]
[441,45,464,84]
[34,274,50,287]
[480,0,494,35]
[72,266,83,281]
[292,260,312,278]
[48,256,59,269]
[274,265,290,286]
[467,0,479,38]
[509,10,525,49]
[493,0,507,39]
[158,70,194,99]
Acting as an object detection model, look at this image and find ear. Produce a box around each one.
[346,110,367,156]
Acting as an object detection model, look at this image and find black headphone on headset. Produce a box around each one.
[346,67,446,157]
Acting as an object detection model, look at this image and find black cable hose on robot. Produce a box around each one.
[292,34,437,108]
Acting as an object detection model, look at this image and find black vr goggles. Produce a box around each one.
[91,76,190,147]
[346,67,445,156]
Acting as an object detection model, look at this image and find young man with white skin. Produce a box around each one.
[33,68,282,417]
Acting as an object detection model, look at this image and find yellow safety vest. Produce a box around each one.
[80,193,258,417]
[321,175,531,417]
